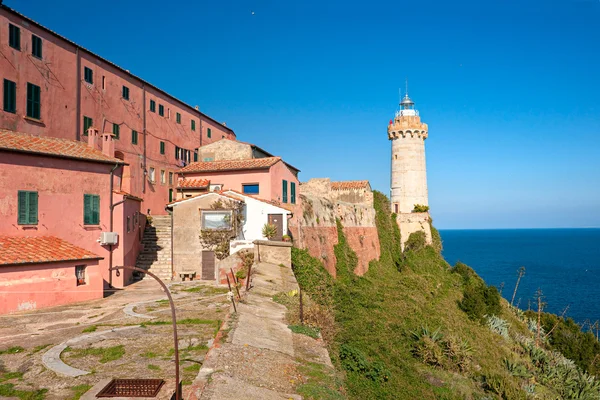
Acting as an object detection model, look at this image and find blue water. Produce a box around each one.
[440,229,600,325]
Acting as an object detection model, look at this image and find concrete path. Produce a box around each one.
[188,262,332,400]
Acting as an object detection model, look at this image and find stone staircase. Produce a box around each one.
[136,215,173,281]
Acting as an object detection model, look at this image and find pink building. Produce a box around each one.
[0,129,143,313]
[0,236,104,314]
[0,4,236,215]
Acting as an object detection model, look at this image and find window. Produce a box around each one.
[76,265,86,286]
[84,67,93,84]
[282,180,288,203]
[113,123,120,139]
[242,184,259,195]
[149,167,155,183]
[169,172,173,185]
[176,112,181,124]
[26,83,41,119]
[17,190,38,225]
[169,189,173,202]
[175,146,180,159]
[203,157,214,162]
[160,141,165,154]
[160,170,166,184]
[201,210,233,231]
[127,216,131,233]
[158,104,164,116]
[191,120,196,131]
[394,204,398,213]
[122,86,130,100]
[102,76,106,90]
[31,34,42,58]
[132,130,138,145]
[291,182,296,204]
[83,116,93,136]
[83,194,100,225]
[150,99,156,112]
[8,24,20,50]
[3,79,16,113]
[194,150,198,162]
[207,128,212,138]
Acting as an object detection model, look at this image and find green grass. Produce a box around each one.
[289,324,320,339]
[0,383,47,400]
[81,325,97,333]
[144,318,218,326]
[184,363,201,373]
[296,362,345,400]
[0,346,25,355]
[0,371,24,383]
[69,384,92,400]
[30,344,51,354]
[140,351,158,358]
[155,299,169,305]
[67,345,125,363]
[147,364,160,371]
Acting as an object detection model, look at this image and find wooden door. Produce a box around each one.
[201,250,215,280]
[268,214,284,241]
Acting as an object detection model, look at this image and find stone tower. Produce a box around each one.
[388,92,432,248]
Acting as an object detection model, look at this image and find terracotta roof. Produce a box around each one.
[178,157,281,173]
[0,129,124,164]
[0,5,235,137]
[113,190,143,202]
[166,191,244,207]
[222,190,294,212]
[0,236,103,266]
[220,138,301,173]
[177,178,210,189]
[331,180,371,190]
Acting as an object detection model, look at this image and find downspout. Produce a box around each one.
[142,84,147,194]
[166,207,174,280]
[108,162,121,287]
[75,48,81,141]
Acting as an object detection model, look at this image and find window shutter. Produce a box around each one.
[92,195,100,225]
[84,194,91,224]
[291,182,296,204]
[18,191,28,224]
[28,192,38,224]
[282,180,288,203]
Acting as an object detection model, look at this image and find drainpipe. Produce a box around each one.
[75,48,81,141]
[142,84,147,194]
[166,207,174,280]
[108,162,122,287]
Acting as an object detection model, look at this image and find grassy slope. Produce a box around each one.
[292,192,549,399]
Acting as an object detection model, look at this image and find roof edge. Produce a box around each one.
[0,256,104,267]
[0,147,127,165]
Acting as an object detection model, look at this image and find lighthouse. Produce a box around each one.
[388,90,432,248]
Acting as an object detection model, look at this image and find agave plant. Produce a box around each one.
[487,315,510,339]
[410,325,443,343]
[503,358,531,378]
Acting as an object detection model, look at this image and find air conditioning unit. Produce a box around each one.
[211,185,222,192]
[99,232,118,245]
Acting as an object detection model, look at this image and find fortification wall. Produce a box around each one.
[397,212,432,250]
[289,188,379,277]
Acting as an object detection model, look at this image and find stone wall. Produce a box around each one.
[397,212,432,250]
[253,240,292,268]
[289,182,380,277]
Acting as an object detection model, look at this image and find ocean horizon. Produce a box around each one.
[440,228,600,327]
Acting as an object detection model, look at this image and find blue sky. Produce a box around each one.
[11,0,600,228]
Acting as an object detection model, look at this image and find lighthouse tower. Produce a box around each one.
[388,91,432,248]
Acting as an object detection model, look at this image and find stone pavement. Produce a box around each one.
[188,261,333,400]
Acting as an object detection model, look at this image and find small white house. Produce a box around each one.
[222,190,292,254]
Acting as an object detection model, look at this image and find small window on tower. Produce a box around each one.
[394,204,398,214]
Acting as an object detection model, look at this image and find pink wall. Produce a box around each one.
[112,194,144,285]
[0,7,236,217]
[269,162,300,206]
[0,152,127,287]
[0,259,103,314]
[181,169,271,201]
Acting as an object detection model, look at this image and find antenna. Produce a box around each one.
[398,88,401,104]
[405,78,409,97]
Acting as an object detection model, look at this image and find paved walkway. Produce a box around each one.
[188,262,333,400]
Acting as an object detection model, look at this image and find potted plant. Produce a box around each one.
[282,234,291,242]
[262,223,277,240]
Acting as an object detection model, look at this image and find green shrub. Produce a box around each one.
[451,262,484,286]
[459,284,501,321]
[413,204,430,213]
[404,231,426,253]
[339,344,390,383]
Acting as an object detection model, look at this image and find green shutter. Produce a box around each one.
[18,191,28,224]
[291,182,296,204]
[84,194,91,225]
[160,141,165,154]
[176,113,181,124]
[28,192,38,224]
[3,79,16,113]
[150,100,155,112]
[132,130,138,144]
[32,34,42,58]
[282,180,288,203]
[113,123,119,139]
[194,151,198,162]
[83,116,93,135]
[92,195,100,225]
[9,24,20,50]
[207,128,211,138]
[191,120,195,131]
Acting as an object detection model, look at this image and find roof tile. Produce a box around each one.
[0,129,124,164]
[177,178,210,189]
[331,180,371,190]
[179,157,281,173]
[0,236,103,266]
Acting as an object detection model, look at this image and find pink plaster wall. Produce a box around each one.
[269,161,301,206]
[0,259,103,314]
[182,169,272,201]
[112,195,144,285]
[0,152,128,287]
[0,8,236,217]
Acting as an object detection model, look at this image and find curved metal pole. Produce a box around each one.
[110,266,180,400]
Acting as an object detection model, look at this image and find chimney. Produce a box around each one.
[100,132,115,158]
[87,127,99,150]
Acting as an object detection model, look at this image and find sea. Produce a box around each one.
[440,228,600,327]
